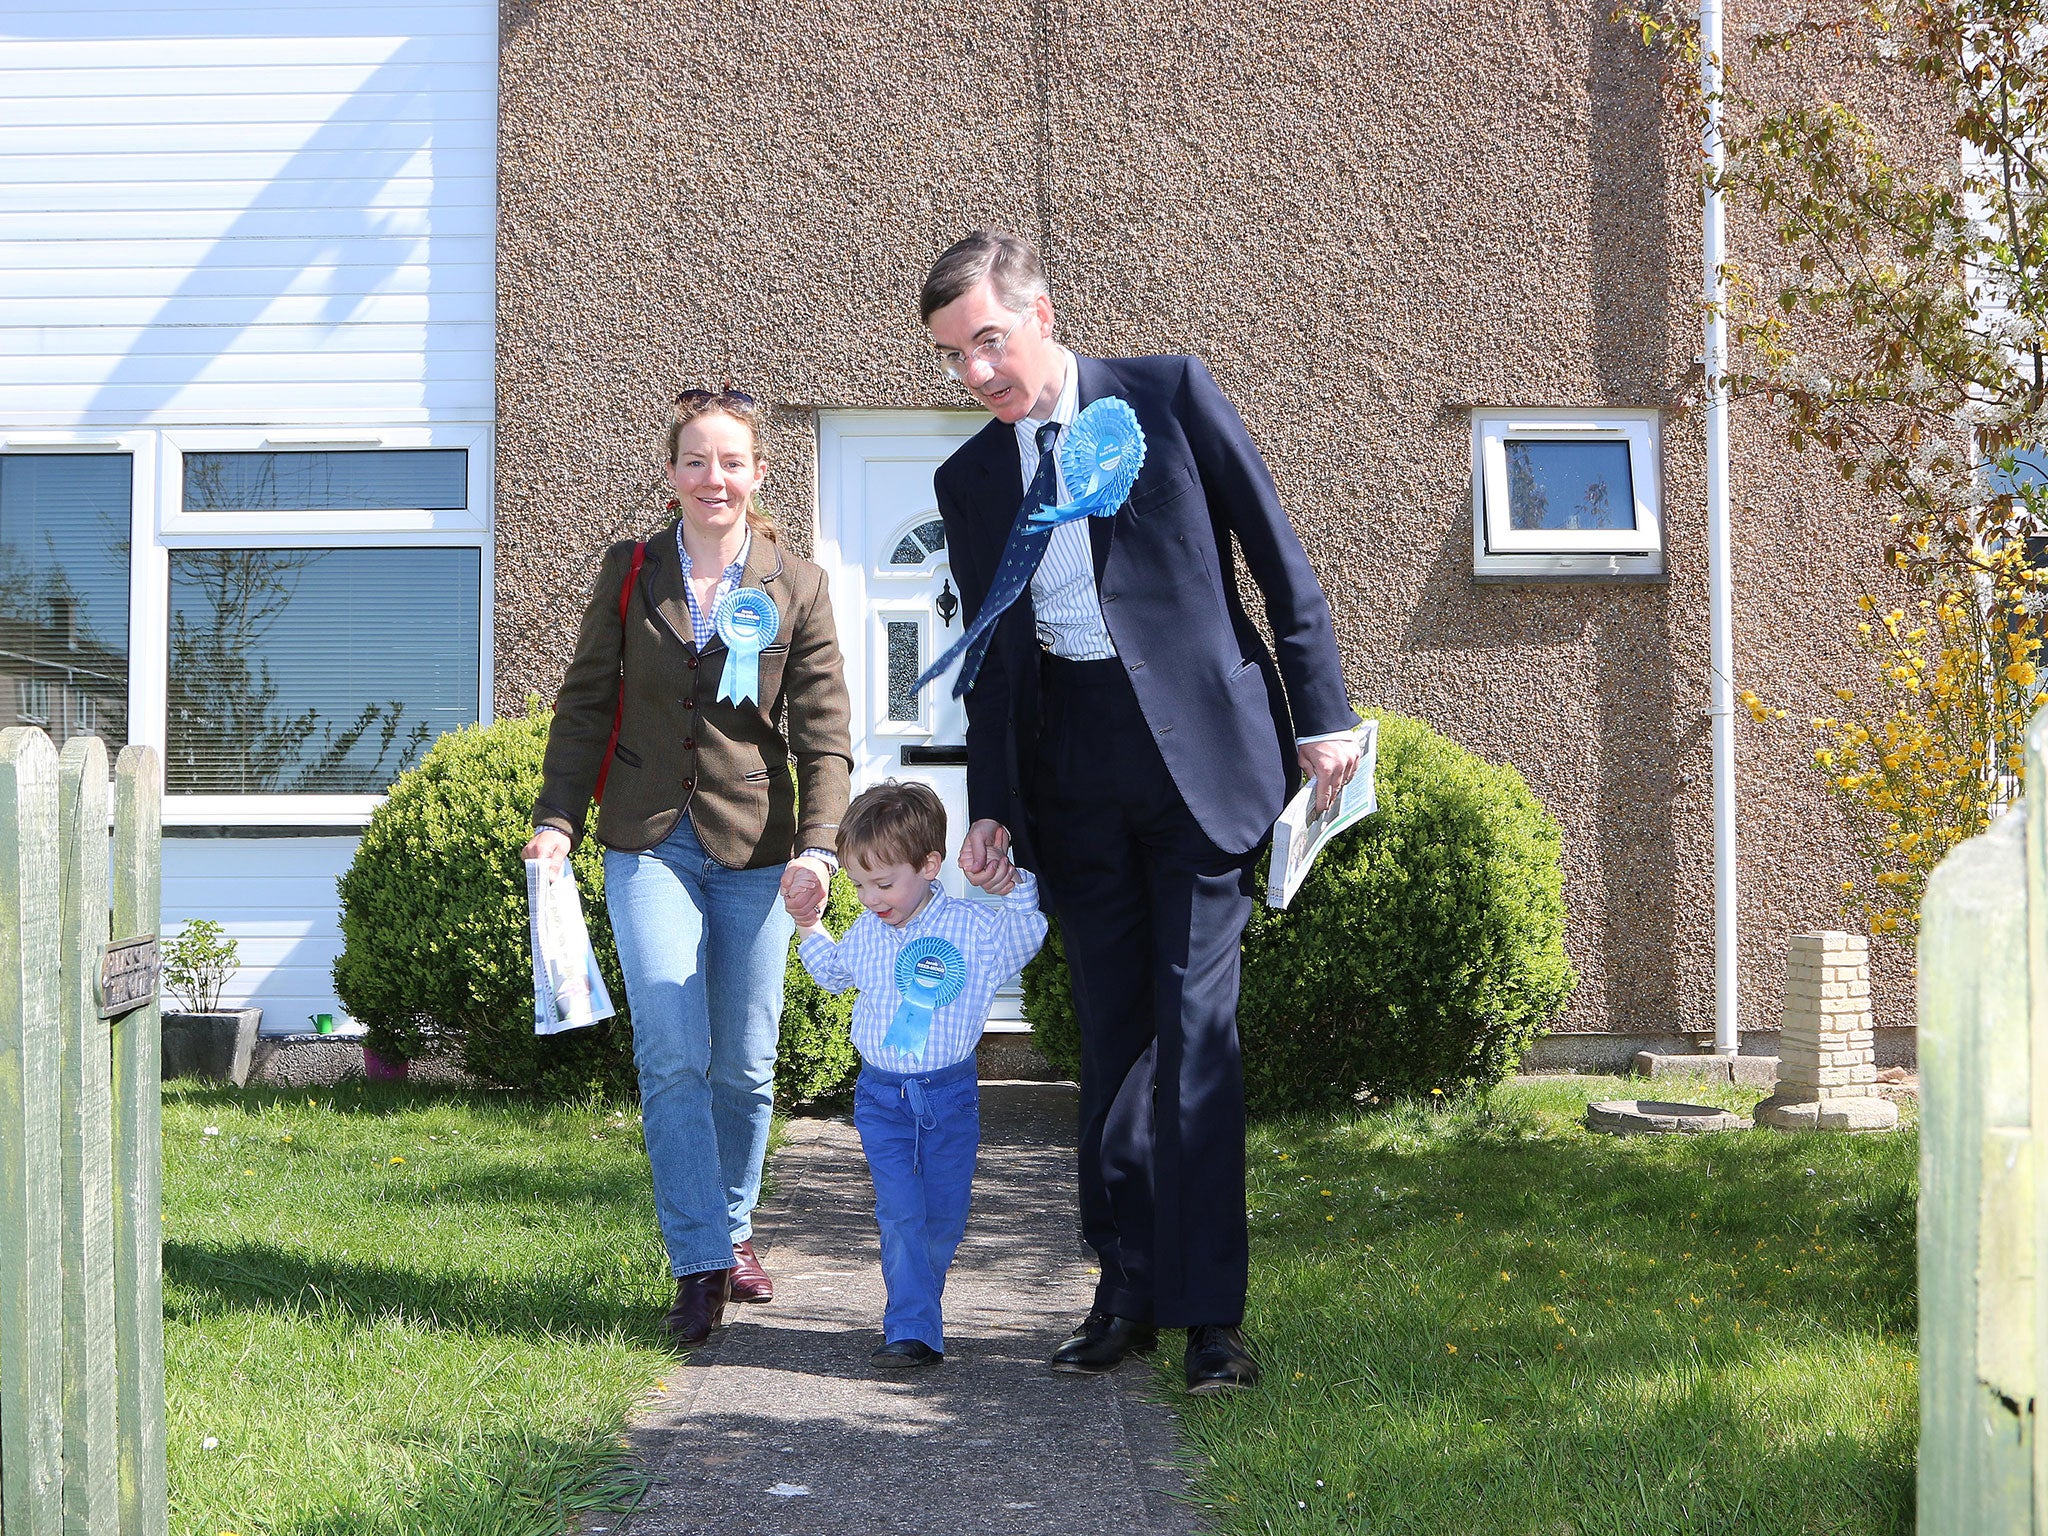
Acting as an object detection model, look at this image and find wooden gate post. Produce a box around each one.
[1917,701,2048,1528]
[56,738,118,1536]
[109,746,165,1536]
[0,727,64,1536]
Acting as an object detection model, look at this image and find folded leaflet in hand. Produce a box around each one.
[526,858,616,1034]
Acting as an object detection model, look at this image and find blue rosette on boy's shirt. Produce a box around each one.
[883,935,968,1061]
[1026,396,1147,529]
[713,587,779,705]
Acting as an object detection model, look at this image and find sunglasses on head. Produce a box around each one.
[675,387,759,410]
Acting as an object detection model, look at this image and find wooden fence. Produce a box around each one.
[0,729,166,1536]
[1920,705,2048,1530]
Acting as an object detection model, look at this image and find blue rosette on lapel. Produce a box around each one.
[913,396,1148,700]
[883,934,968,1060]
[713,587,779,705]
[1028,396,1146,528]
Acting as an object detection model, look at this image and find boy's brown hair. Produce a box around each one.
[837,780,947,869]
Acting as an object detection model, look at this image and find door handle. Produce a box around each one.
[900,745,969,766]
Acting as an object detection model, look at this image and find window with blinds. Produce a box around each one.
[183,450,468,512]
[0,453,131,752]
[166,546,480,794]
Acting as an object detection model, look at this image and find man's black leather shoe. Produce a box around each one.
[1050,1310,1158,1374]
[1184,1324,1260,1394]
[871,1339,943,1369]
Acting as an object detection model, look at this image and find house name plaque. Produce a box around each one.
[99,935,161,1019]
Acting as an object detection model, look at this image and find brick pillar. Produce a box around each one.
[1755,931,1899,1131]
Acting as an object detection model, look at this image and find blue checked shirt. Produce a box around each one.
[675,525,748,648]
[798,874,1048,1073]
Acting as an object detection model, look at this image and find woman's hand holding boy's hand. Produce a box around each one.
[780,855,831,929]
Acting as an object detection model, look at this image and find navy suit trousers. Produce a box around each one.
[1031,655,1256,1328]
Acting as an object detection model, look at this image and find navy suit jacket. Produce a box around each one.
[932,353,1356,862]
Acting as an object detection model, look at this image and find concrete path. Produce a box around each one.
[620,1082,1205,1536]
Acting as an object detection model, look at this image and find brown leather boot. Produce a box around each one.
[730,1239,774,1304]
[663,1268,732,1346]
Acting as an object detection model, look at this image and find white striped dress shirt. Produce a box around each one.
[798,874,1049,1073]
[1017,351,1118,660]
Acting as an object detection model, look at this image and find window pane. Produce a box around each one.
[885,620,920,723]
[167,547,479,793]
[183,450,467,511]
[0,454,130,751]
[1504,441,1635,531]
[889,536,924,565]
[913,518,946,554]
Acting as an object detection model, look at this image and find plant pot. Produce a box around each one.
[160,1008,263,1087]
[362,1047,409,1082]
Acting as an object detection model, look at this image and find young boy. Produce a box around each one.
[788,780,1047,1369]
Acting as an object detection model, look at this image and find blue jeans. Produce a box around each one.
[605,817,794,1278]
[854,1057,980,1353]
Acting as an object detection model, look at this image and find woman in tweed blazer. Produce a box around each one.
[522,390,852,1346]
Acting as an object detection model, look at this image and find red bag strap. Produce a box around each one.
[592,540,648,807]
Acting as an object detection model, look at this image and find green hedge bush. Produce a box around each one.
[1022,710,1576,1113]
[333,702,863,1104]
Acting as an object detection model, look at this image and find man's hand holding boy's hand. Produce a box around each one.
[960,819,1018,895]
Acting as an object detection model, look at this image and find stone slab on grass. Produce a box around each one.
[623,1083,1200,1536]
[1754,1094,1900,1132]
[1585,1100,1745,1135]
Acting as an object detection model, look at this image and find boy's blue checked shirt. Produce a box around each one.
[798,874,1049,1073]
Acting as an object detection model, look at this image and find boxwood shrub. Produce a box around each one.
[1022,710,1576,1113]
[333,701,862,1104]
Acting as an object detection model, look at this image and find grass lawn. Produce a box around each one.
[1166,1075,1917,1535]
[162,1080,675,1536]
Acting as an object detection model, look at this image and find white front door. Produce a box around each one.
[816,409,1025,1023]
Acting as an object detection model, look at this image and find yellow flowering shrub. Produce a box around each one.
[1743,545,2043,939]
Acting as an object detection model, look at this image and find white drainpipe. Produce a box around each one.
[1701,0,1740,1056]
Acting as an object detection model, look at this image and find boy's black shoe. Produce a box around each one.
[1050,1310,1158,1374]
[871,1339,943,1369]
[1184,1324,1260,1395]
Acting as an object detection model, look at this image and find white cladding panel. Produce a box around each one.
[162,835,362,1037]
[0,1,497,427]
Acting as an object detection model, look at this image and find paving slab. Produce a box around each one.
[620,1082,1205,1536]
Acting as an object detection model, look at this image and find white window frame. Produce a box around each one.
[0,428,158,763]
[145,425,493,827]
[1471,409,1665,581]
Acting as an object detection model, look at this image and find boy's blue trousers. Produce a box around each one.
[852,1056,980,1353]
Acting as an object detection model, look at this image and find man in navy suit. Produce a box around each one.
[920,230,1359,1393]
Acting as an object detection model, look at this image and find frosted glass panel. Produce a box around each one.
[0,453,131,750]
[167,547,479,793]
[1504,441,1635,531]
[886,620,920,723]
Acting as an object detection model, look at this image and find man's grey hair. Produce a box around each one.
[919,230,1050,324]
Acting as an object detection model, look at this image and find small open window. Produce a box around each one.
[1471,409,1664,581]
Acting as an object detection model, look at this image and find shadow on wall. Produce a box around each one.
[9,4,482,426]
[1403,505,1691,1039]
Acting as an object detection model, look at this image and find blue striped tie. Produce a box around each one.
[915,420,1062,699]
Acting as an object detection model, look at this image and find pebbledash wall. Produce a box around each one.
[0,1,1931,1055]
[491,0,1930,1059]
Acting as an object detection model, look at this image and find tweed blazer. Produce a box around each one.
[533,523,853,870]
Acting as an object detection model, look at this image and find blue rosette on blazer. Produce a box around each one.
[713,587,779,705]
[1027,396,1146,528]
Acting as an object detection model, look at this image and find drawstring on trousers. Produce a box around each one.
[900,1076,938,1171]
